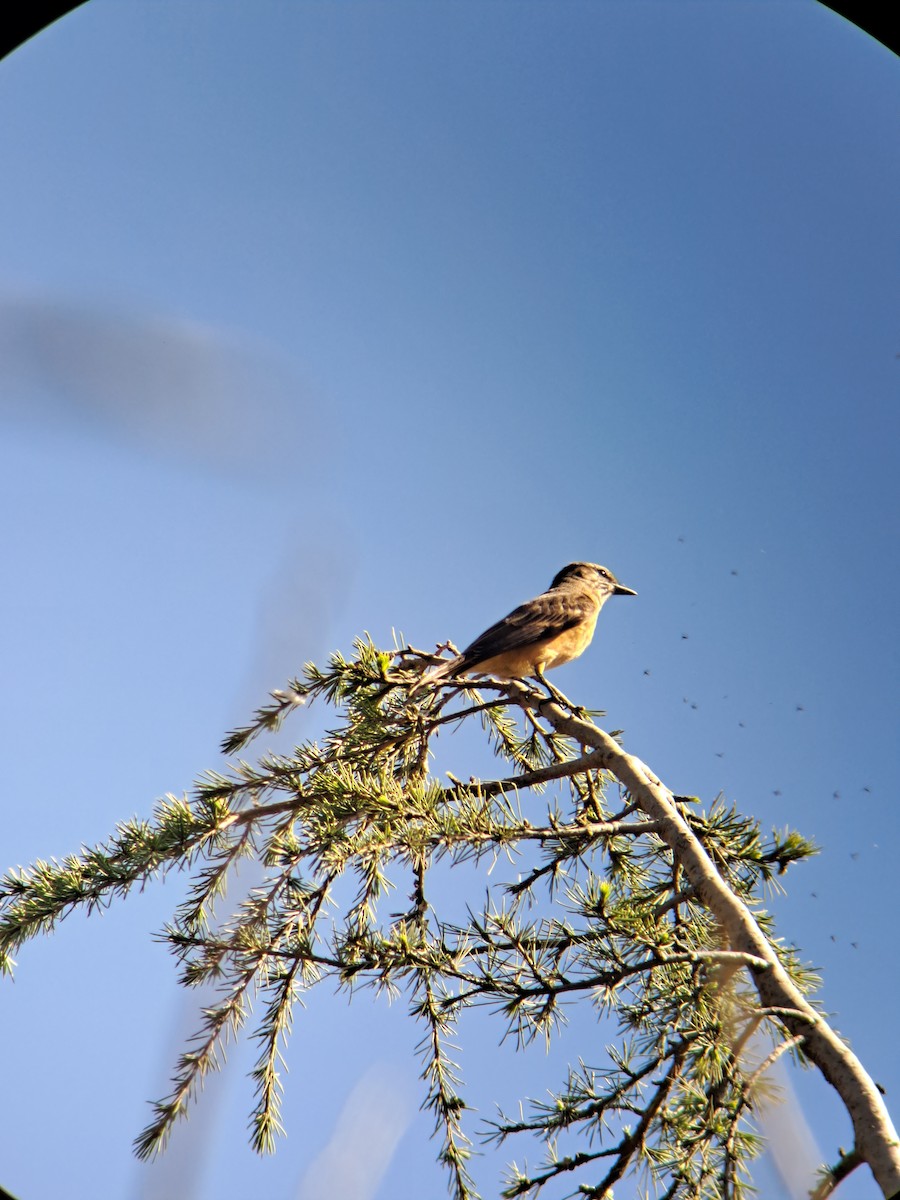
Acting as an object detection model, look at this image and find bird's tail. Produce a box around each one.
[408,654,462,696]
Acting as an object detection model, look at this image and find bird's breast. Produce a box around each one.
[537,609,600,669]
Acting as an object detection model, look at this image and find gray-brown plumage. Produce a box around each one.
[429,562,636,684]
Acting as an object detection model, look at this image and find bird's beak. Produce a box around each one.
[613,584,637,596]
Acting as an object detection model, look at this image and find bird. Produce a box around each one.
[424,562,636,688]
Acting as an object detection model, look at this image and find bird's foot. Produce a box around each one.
[533,668,578,711]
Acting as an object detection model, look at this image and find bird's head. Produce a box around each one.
[549,562,637,599]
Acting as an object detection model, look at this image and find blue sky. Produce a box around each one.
[1,4,898,1199]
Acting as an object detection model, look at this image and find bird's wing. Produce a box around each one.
[457,589,594,671]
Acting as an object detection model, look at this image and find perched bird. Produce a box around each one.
[426,562,636,686]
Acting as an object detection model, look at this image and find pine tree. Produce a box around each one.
[2,638,898,1198]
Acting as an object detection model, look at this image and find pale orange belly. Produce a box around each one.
[463,613,599,680]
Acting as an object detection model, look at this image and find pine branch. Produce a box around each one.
[3,639,897,1198]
